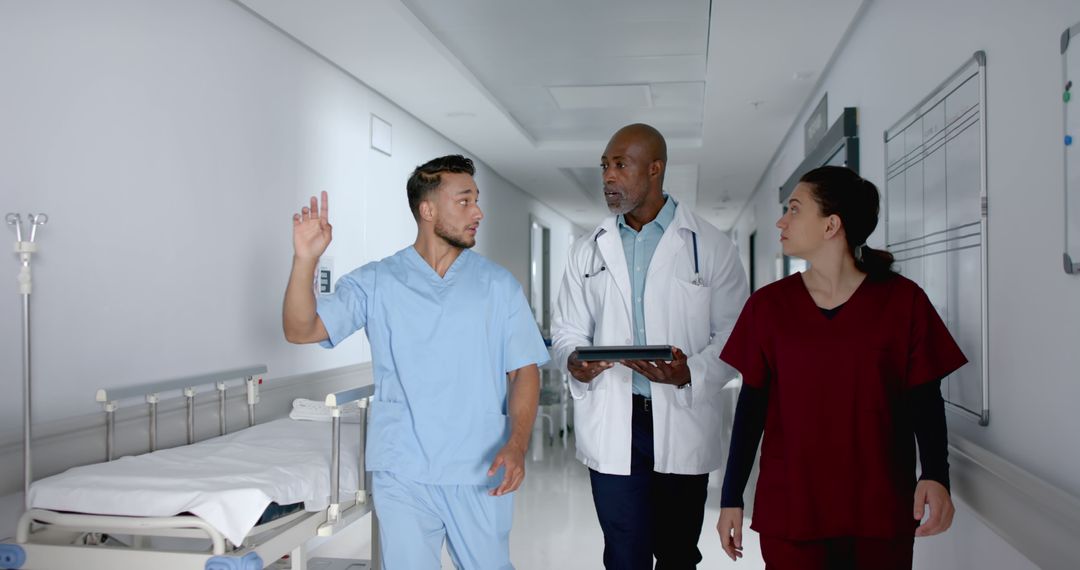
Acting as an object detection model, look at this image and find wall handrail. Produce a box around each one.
[950,434,1080,569]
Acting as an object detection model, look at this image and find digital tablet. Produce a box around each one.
[575,345,674,362]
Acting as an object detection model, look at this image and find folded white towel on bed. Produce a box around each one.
[289,398,364,423]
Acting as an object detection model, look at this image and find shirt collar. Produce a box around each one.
[617,194,676,232]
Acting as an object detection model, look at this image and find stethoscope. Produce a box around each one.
[584,227,703,286]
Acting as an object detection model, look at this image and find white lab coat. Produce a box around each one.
[552,203,749,475]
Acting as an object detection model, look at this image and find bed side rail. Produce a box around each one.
[320,384,374,531]
[94,365,267,460]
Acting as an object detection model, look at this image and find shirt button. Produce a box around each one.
[635,266,641,270]
[637,297,642,302]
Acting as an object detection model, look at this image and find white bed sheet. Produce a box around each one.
[27,418,361,546]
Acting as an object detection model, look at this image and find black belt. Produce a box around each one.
[632,393,652,413]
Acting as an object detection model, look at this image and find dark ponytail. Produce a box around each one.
[799,166,896,281]
[854,245,896,281]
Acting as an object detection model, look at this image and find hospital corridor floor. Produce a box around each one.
[308,436,765,569]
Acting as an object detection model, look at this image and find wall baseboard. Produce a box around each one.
[950,435,1080,570]
[0,363,373,498]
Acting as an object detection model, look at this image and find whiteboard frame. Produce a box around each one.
[884,51,990,426]
[1063,24,1080,274]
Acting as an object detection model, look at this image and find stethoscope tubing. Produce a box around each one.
[584,227,701,283]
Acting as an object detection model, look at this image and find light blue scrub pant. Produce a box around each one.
[373,470,514,570]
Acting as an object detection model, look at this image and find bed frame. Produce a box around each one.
[0,368,379,570]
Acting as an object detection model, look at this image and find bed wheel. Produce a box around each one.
[205,552,263,570]
[0,544,26,569]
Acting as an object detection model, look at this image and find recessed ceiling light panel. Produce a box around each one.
[548,84,653,110]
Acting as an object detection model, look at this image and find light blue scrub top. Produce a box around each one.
[316,246,550,485]
[616,195,676,398]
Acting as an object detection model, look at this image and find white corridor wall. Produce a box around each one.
[0,0,575,497]
[730,1,1080,568]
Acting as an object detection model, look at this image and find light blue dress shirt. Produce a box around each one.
[316,246,550,485]
[617,195,676,398]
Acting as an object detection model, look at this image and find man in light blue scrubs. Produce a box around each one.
[283,155,549,569]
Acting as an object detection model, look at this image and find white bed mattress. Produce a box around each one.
[27,417,361,546]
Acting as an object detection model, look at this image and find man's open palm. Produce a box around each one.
[293,191,332,260]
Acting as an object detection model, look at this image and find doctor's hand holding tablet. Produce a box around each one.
[570,345,691,387]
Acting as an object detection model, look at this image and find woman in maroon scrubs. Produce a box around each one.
[715,166,967,569]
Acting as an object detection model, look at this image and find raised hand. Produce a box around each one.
[292,191,332,260]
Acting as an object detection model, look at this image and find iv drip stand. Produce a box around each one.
[6,212,47,512]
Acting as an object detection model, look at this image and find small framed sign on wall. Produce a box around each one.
[804,93,828,156]
[371,114,392,156]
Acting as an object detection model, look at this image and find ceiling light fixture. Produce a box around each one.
[548,84,653,110]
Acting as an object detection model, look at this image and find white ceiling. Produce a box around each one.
[401,0,711,144]
[237,0,864,230]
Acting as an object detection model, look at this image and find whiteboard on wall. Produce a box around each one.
[884,51,989,425]
[1063,24,1080,273]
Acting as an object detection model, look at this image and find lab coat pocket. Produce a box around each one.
[570,385,607,461]
[670,278,711,349]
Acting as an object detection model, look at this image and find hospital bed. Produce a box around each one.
[0,366,378,570]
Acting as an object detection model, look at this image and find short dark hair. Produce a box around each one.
[799,165,897,280]
[406,155,476,220]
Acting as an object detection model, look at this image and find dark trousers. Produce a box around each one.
[589,394,710,570]
[760,535,914,570]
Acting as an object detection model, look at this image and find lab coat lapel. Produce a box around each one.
[594,218,633,317]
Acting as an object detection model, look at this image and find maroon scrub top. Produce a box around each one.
[720,273,967,540]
